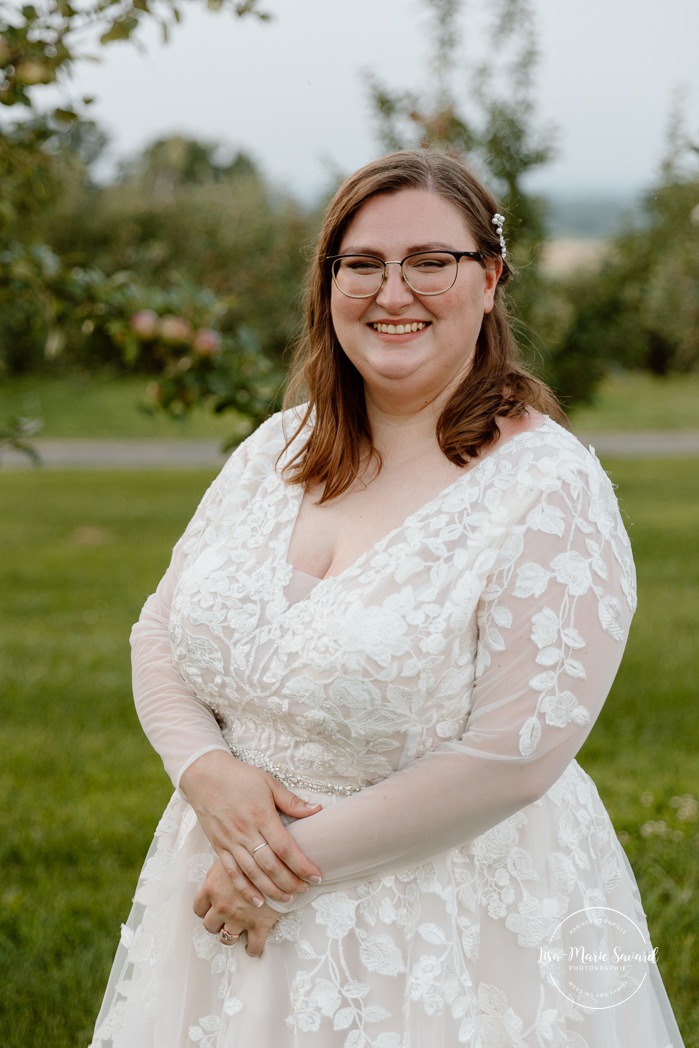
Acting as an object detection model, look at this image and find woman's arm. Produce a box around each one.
[131,427,322,901]
[267,462,637,910]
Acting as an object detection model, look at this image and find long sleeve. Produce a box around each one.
[271,458,637,908]
[131,437,253,787]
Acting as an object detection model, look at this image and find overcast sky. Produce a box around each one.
[65,0,699,199]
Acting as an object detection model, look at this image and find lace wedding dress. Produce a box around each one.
[90,412,684,1047]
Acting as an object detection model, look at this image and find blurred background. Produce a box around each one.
[0,1,697,1044]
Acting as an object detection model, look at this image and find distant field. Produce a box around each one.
[540,237,607,275]
[0,461,697,1046]
[0,369,697,441]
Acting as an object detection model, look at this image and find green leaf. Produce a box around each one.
[53,107,78,123]
[99,17,139,45]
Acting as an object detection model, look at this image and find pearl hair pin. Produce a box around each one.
[492,213,507,260]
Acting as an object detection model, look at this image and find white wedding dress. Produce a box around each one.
[90,411,685,1047]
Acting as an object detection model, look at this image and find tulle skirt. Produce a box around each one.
[89,762,684,1047]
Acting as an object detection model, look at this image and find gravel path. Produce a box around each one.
[2,431,699,470]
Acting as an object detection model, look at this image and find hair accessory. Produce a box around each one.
[491,213,507,260]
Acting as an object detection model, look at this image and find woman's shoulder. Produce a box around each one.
[500,414,633,548]
[501,412,608,476]
[492,414,627,526]
[223,405,310,468]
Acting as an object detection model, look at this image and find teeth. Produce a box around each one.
[372,322,427,334]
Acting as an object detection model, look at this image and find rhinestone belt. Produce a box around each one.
[229,744,363,798]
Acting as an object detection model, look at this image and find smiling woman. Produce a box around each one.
[282,152,564,505]
[90,151,685,1048]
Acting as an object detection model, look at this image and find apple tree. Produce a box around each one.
[0,0,278,460]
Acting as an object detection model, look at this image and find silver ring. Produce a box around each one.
[219,929,239,945]
[251,841,269,856]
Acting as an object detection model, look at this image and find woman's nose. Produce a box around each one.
[374,262,415,308]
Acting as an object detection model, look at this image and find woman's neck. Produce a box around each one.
[364,391,447,462]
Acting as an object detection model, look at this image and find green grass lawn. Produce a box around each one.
[568,371,699,431]
[0,369,697,440]
[0,372,242,440]
[0,461,697,1046]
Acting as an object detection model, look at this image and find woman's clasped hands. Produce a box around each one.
[179,750,323,953]
[193,858,280,956]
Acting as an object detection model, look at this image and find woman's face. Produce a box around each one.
[330,188,502,413]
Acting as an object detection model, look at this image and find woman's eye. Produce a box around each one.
[413,257,447,270]
[347,259,381,272]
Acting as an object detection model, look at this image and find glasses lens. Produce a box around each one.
[403,252,458,294]
[332,256,384,297]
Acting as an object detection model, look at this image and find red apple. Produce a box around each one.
[192,327,222,357]
[159,314,193,345]
[130,309,159,340]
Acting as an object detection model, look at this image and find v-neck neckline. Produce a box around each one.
[281,416,555,590]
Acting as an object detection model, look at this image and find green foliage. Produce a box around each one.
[0,411,41,464]
[0,232,285,432]
[0,0,270,109]
[365,0,595,402]
[41,135,318,365]
[556,129,699,380]
[0,460,697,1046]
[368,0,554,252]
[0,0,278,437]
[0,122,313,434]
[0,0,268,235]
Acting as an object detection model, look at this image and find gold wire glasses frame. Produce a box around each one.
[328,250,484,299]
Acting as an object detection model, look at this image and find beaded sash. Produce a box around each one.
[228,744,363,798]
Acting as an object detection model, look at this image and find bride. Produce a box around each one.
[90,150,684,1047]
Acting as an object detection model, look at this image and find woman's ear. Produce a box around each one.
[482,257,503,315]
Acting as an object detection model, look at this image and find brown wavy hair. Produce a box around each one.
[281,149,564,501]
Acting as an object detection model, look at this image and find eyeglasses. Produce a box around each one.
[328,250,484,299]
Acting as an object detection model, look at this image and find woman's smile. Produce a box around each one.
[368,320,431,336]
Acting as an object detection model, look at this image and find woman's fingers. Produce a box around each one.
[231,843,306,903]
[259,816,323,886]
[272,782,323,822]
[193,859,278,956]
[192,886,210,920]
[221,857,268,908]
[244,925,267,957]
[180,752,323,894]
[217,847,238,880]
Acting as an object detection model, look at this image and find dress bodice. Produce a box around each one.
[160,412,636,798]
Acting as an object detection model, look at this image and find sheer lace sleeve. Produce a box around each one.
[130,438,253,788]
[273,455,636,907]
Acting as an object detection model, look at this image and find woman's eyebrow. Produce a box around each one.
[338,241,460,256]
